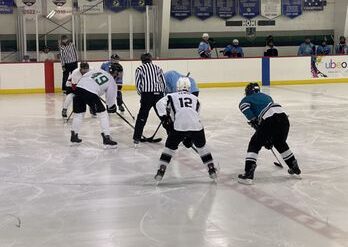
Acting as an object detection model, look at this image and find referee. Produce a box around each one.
[133,53,166,144]
[59,35,78,92]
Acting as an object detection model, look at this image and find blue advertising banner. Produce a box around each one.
[130,0,152,12]
[215,0,236,19]
[105,0,128,13]
[239,0,260,19]
[282,0,302,18]
[171,0,192,20]
[193,0,213,20]
[0,0,13,14]
[303,0,323,11]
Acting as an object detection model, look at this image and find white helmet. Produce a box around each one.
[177,77,191,92]
[233,39,239,45]
[202,33,209,38]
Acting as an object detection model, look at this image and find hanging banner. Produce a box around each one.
[303,0,323,11]
[78,0,103,14]
[0,0,13,14]
[130,0,152,12]
[105,0,127,12]
[16,0,41,15]
[47,0,72,18]
[193,0,213,20]
[171,0,192,20]
[239,0,260,19]
[261,0,281,19]
[282,0,302,18]
[215,0,236,19]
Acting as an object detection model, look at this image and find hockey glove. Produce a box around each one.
[71,83,77,91]
[264,139,273,150]
[107,104,117,113]
[161,116,173,133]
[248,119,260,130]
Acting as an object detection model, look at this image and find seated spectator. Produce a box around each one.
[316,40,331,55]
[264,41,278,57]
[298,37,315,56]
[22,55,30,62]
[335,36,348,55]
[265,35,274,45]
[198,33,212,58]
[223,39,244,58]
[39,46,55,62]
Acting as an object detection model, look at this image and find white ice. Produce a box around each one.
[0,84,348,247]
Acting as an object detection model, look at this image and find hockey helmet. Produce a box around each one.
[245,82,260,96]
[79,61,89,75]
[109,63,123,76]
[111,54,120,63]
[140,53,152,64]
[177,77,191,92]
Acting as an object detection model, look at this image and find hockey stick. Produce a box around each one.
[143,121,162,142]
[122,100,135,120]
[66,111,73,122]
[99,97,161,143]
[271,148,283,168]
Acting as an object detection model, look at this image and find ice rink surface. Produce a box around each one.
[0,84,348,247]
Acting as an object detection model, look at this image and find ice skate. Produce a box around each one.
[101,133,117,148]
[207,163,217,181]
[70,131,82,144]
[62,108,67,118]
[238,163,256,185]
[118,104,125,112]
[154,165,166,184]
[288,159,302,179]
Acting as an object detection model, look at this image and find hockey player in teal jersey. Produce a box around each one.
[238,82,301,185]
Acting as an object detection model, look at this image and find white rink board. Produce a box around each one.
[270,57,312,81]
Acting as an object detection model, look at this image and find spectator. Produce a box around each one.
[316,40,331,55]
[335,36,348,55]
[265,35,274,45]
[39,46,55,62]
[198,33,212,58]
[59,35,78,92]
[298,37,315,56]
[22,55,30,62]
[264,41,278,57]
[223,39,244,58]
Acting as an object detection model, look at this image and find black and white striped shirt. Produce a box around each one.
[135,62,166,94]
[59,42,78,65]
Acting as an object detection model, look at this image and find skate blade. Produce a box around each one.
[290,174,302,180]
[70,142,82,147]
[238,178,254,185]
[103,144,117,149]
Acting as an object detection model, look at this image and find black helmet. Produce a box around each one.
[111,54,120,61]
[79,61,89,69]
[109,63,123,74]
[140,53,152,63]
[245,82,260,96]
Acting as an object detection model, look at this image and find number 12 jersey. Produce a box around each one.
[156,91,203,131]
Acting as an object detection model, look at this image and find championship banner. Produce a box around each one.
[193,0,213,20]
[78,0,103,14]
[105,0,127,13]
[215,0,236,19]
[261,0,281,19]
[239,0,260,19]
[171,0,192,20]
[312,56,348,78]
[16,0,41,15]
[0,0,13,14]
[282,0,302,19]
[303,0,323,11]
[47,0,72,18]
[130,0,152,12]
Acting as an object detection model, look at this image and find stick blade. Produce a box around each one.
[274,162,283,168]
[140,137,162,143]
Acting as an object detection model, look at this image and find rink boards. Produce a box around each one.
[0,55,348,93]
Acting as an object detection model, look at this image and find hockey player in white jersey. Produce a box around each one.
[154,77,217,182]
[70,63,123,147]
[62,62,90,118]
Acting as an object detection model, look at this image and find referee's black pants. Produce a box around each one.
[133,92,164,141]
[62,61,78,91]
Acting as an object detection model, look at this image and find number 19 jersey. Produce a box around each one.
[156,91,203,131]
[77,69,117,107]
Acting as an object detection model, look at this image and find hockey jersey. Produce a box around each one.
[239,92,284,122]
[156,91,203,131]
[164,70,199,94]
[100,61,123,84]
[65,68,90,87]
[77,69,117,107]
